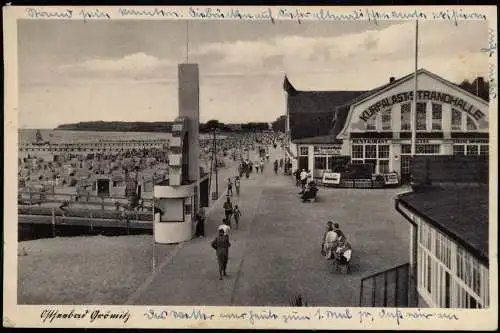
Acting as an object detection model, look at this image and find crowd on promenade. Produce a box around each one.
[201,131,291,280]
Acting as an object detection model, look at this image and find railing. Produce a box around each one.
[18,190,153,206]
[18,206,153,221]
[359,263,411,307]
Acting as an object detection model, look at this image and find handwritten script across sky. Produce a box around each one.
[24,7,488,26]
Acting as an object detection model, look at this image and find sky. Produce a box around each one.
[17,19,489,129]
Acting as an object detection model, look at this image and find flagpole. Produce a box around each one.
[411,20,419,157]
[186,21,189,63]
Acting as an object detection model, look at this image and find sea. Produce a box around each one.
[18,129,223,143]
[18,129,172,144]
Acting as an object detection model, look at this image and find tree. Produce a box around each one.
[205,119,225,131]
[459,77,489,101]
[272,115,287,132]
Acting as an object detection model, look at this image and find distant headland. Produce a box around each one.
[55,118,287,133]
[55,121,174,133]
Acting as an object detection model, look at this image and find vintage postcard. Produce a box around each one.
[2,5,498,330]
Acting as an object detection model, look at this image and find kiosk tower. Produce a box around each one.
[153,64,204,244]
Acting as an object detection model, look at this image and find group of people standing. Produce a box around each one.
[321,221,352,268]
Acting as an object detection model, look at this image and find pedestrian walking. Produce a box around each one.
[211,229,231,280]
[227,178,233,196]
[223,197,233,225]
[235,176,240,196]
[274,160,279,175]
[218,218,231,236]
[194,209,206,238]
[300,169,308,193]
[233,205,242,229]
[294,169,301,187]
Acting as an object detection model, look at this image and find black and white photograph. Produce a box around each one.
[3,5,498,329]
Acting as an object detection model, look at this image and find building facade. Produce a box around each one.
[396,185,489,309]
[285,69,489,184]
[395,154,490,309]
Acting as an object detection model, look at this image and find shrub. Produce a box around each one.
[289,294,309,307]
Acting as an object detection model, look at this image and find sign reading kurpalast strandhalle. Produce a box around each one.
[359,90,486,122]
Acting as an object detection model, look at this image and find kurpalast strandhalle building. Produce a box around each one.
[284,69,489,184]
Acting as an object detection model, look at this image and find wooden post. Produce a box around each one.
[51,207,56,238]
[126,212,130,235]
[89,211,93,232]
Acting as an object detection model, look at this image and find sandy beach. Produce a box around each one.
[18,235,175,305]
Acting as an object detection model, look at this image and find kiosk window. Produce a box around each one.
[432,103,442,130]
[451,109,462,131]
[401,103,411,131]
[157,198,185,222]
[416,102,427,130]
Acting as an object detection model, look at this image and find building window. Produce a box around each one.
[366,116,376,131]
[467,145,478,155]
[454,144,483,156]
[401,103,411,131]
[467,117,477,131]
[416,102,427,130]
[432,103,442,131]
[352,145,363,159]
[299,146,309,156]
[365,145,377,158]
[453,145,465,156]
[314,156,326,170]
[351,144,390,174]
[479,145,489,156]
[417,220,489,308]
[379,160,390,174]
[381,108,392,130]
[415,144,441,154]
[451,109,462,131]
[401,144,411,154]
[378,145,390,159]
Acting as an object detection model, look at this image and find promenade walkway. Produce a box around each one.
[128,147,410,306]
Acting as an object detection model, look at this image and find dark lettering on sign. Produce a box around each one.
[352,139,389,144]
[359,90,486,122]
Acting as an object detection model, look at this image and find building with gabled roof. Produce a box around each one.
[284,69,489,185]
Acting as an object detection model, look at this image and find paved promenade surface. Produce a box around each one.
[129,147,410,306]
